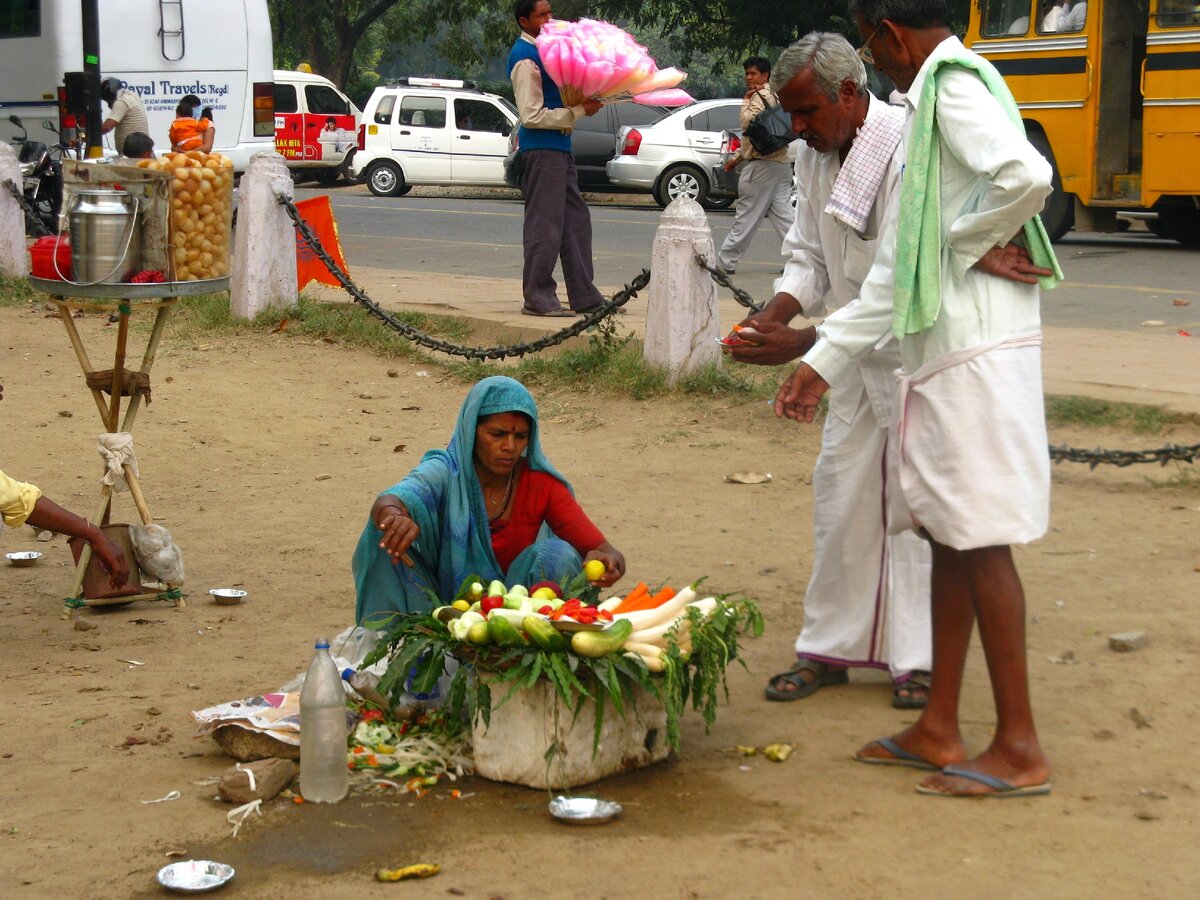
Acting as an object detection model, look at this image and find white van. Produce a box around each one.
[0,0,274,172]
[273,69,361,183]
[351,77,518,196]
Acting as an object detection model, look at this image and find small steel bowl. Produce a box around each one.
[208,588,247,606]
[156,860,235,892]
[548,795,623,825]
[6,551,43,568]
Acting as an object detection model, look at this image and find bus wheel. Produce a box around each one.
[1028,131,1073,242]
[1155,209,1200,249]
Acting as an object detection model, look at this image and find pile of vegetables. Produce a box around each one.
[348,707,472,790]
[363,575,762,753]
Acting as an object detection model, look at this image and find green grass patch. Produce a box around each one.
[163,292,471,358]
[0,276,39,307]
[1044,395,1187,435]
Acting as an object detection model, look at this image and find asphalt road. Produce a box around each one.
[297,183,1200,335]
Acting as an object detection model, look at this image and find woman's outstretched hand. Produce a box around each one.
[373,498,418,565]
[585,542,625,588]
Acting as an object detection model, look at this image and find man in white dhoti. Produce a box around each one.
[776,0,1062,797]
[724,33,932,710]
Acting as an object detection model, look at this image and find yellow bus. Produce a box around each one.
[965,0,1200,247]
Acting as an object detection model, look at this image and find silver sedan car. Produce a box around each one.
[605,98,742,209]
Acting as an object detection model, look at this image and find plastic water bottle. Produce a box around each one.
[300,638,349,803]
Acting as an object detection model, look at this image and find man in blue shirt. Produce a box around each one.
[508,0,606,317]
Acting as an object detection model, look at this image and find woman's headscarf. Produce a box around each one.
[353,377,570,622]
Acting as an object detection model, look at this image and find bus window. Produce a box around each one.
[981,0,1033,36]
[1055,0,1088,32]
[1157,0,1200,26]
[0,0,40,38]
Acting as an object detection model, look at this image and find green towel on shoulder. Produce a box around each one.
[893,50,1064,339]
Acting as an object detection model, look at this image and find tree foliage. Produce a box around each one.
[588,0,972,61]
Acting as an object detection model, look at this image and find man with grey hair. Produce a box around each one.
[776,0,1060,798]
[725,32,932,711]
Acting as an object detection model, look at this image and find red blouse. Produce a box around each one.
[489,468,605,571]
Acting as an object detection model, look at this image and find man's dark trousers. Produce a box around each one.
[521,149,604,313]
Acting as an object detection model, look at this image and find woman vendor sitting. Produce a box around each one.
[352,376,625,627]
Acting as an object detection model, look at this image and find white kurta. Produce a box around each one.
[803,37,1054,550]
[779,94,931,678]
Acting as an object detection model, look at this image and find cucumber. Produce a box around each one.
[432,605,462,624]
[487,615,528,648]
[487,579,507,598]
[570,619,633,658]
[467,621,491,645]
[524,615,568,652]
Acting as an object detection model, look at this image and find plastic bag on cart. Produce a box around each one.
[130,523,185,583]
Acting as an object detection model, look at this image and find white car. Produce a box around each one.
[605,98,743,209]
[351,77,518,196]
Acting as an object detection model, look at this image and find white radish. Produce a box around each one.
[598,596,623,613]
[613,586,697,629]
[622,640,666,658]
[629,616,691,647]
[623,651,664,673]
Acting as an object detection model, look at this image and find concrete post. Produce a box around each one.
[230,151,296,318]
[0,144,29,278]
[643,197,722,385]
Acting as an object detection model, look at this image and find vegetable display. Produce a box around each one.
[364,576,762,754]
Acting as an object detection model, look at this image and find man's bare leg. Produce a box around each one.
[855,538,970,768]
[918,544,1050,795]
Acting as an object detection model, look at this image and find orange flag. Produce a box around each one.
[293,195,349,290]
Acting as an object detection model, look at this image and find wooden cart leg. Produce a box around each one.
[107,301,130,432]
[56,301,111,424]
[61,486,116,619]
[120,302,173,431]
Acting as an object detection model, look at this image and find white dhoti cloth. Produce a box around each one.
[888,331,1050,549]
[794,352,932,680]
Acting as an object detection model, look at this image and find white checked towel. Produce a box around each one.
[824,103,905,233]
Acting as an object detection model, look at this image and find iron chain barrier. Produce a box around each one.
[4,178,54,238]
[274,193,1195,471]
[694,252,763,312]
[1048,442,1199,469]
[278,193,647,361]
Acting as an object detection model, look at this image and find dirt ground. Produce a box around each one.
[1,297,1198,899]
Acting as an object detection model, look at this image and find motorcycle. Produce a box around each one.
[8,115,65,235]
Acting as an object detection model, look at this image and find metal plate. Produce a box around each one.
[6,551,42,567]
[548,795,623,825]
[209,588,247,605]
[156,860,235,892]
[27,275,230,300]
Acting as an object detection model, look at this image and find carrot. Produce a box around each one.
[621,585,676,613]
[611,582,650,615]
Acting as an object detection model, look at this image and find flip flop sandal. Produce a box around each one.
[764,659,849,702]
[915,765,1052,798]
[892,671,931,709]
[853,737,940,771]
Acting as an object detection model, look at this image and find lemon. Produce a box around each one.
[583,559,606,582]
[452,599,470,612]
[531,586,558,601]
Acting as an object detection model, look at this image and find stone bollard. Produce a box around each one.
[0,144,28,278]
[643,196,721,385]
[230,151,297,318]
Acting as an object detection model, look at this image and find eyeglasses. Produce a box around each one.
[857,21,882,66]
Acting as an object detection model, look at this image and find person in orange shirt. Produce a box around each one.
[168,95,215,153]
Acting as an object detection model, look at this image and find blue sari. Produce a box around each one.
[352,376,582,627]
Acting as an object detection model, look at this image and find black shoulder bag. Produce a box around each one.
[742,89,796,157]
